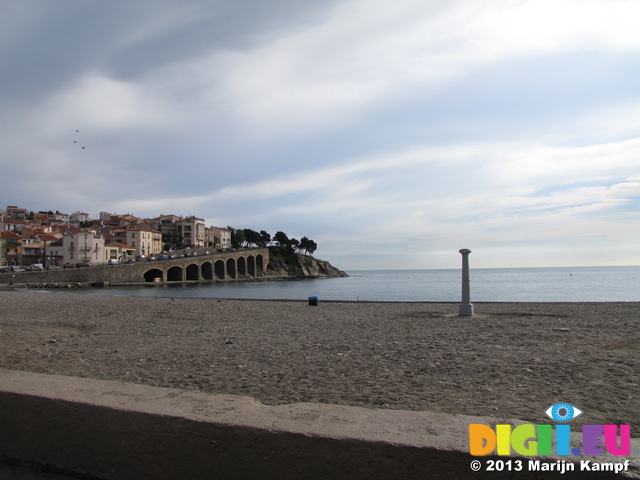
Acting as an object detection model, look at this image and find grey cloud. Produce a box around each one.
[1,1,338,105]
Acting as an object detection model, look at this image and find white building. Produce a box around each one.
[62,229,106,265]
[70,211,92,225]
[211,227,232,250]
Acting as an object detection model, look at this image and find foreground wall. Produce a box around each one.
[1,369,637,479]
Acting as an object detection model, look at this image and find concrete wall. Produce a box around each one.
[1,370,637,479]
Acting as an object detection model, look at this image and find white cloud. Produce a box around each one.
[3,0,640,269]
[38,74,173,134]
[204,0,640,139]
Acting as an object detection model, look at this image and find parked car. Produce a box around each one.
[75,262,92,268]
[46,265,61,270]
[63,263,76,269]
[108,259,120,265]
[126,259,136,264]
[29,263,44,271]
[11,266,26,272]
[157,255,169,261]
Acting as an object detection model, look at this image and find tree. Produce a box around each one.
[257,230,271,247]
[274,231,289,246]
[289,238,299,254]
[242,228,259,247]
[227,227,244,249]
[299,237,317,255]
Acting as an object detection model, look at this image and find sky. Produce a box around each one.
[2,0,639,270]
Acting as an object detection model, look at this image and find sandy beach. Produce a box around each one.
[0,290,638,432]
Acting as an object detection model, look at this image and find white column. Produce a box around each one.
[458,249,474,316]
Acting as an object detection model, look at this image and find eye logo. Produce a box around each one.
[545,403,583,422]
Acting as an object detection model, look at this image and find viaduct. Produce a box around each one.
[0,248,270,285]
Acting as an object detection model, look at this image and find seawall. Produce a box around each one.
[2,369,637,479]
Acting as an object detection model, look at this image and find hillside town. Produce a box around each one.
[0,205,231,270]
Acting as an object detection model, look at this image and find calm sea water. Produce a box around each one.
[52,266,639,302]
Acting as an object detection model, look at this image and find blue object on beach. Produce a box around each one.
[308,296,319,306]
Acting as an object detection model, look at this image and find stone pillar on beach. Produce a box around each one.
[458,249,474,316]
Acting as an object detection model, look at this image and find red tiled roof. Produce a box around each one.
[3,218,30,225]
[106,242,132,249]
[1,231,23,239]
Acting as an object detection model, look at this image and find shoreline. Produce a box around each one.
[1,290,638,434]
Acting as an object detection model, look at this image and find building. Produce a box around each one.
[99,212,140,228]
[62,229,106,265]
[32,211,70,227]
[70,212,91,226]
[5,206,28,221]
[2,218,30,233]
[118,226,162,257]
[179,216,205,248]
[20,235,43,266]
[152,215,182,249]
[0,232,23,266]
[104,242,135,262]
[211,227,232,250]
[42,233,64,268]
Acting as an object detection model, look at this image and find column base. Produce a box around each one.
[458,304,474,316]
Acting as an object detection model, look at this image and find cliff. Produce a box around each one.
[265,247,348,279]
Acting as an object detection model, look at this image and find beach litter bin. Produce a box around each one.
[308,296,319,306]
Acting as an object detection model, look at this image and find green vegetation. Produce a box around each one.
[227,227,317,255]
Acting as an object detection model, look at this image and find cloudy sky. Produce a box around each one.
[2,0,639,269]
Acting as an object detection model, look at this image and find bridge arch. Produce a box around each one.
[248,256,255,276]
[226,258,236,279]
[144,268,164,283]
[256,254,264,274]
[186,263,199,281]
[214,259,225,279]
[202,261,213,280]
[167,266,183,282]
[237,257,247,277]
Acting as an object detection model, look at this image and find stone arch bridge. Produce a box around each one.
[0,249,270,285]
[141,249,269,283]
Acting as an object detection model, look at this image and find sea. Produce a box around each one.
[51,266,639,302]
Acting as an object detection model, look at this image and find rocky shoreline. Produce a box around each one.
[0,291,638,435]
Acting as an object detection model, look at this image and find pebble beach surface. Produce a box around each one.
[0,290,638,432]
